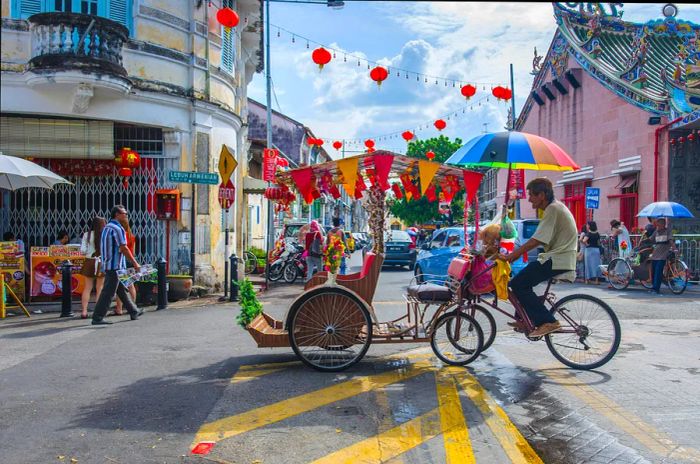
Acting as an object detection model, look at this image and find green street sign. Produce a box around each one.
[168,170,219,185]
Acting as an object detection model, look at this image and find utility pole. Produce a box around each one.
[509,63,521,219]
[264,0,274,288]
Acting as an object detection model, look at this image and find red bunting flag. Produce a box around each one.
[391,183,403,199]
[373,154,394,191]
[462,170,484,202]
[290,167,316,204]
[425,183,437,202]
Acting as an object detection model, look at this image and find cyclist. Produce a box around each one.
[648,217,675,295]
[502,178,578,337]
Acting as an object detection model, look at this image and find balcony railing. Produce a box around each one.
[28,12,129,77]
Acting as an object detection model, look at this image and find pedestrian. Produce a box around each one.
[53,230,70,246]
[113,215,137,316]
[79,217,107,319]
[648,218,674,295]
[610,219,631,259]
[581,221,602,284]
[326,217,349,274]
[637,217,656,285]
[304,220,323,282]
[90,205,143,325]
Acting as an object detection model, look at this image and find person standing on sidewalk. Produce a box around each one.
[648,218,674,295]
[91,205,143,325]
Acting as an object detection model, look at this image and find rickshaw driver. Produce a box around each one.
[500,178,579,337]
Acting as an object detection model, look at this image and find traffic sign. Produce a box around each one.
[218,179,235,210]
[585,187,600,209]
[168,170,219,185]
[218,145,237,185]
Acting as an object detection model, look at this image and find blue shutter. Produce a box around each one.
[13,0,43,19]
[107,0,131,33]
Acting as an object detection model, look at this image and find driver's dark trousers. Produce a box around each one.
[509,259,564,327]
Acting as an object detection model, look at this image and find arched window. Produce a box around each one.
[12,0,132,33]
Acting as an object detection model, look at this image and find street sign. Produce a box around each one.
[168,170,219,185]
[585,187,600,209]
[218,145,237,185]
[218,179,235,210]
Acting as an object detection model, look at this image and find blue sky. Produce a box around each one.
[247,2,700,159]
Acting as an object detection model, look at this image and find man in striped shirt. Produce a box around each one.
[91,205,144,325]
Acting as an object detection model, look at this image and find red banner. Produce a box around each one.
[263,148,278,182]
[506,167,525,203]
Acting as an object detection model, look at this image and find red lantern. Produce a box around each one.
[118,167,132,177]
[670,138,676,145]
[502,87,513,101]
[401,131,414,142]
[426,150,435,160]
[679,136,686,144]
[277,157,289,168]
[364,139,375,149]
[369,66,388,87]
[316,139,324,146]
[492,86,506,100]
[311,47,332,70]
[689,133,695,142]
[216,7,239,28]
[333,141,342,150]
[434,119,446,131]
[460,84,476,99]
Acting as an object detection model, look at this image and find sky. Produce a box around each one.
[246,2,700,159]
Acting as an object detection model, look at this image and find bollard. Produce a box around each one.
[157,257,168,310]
[59,260,75,318]
[229,253,239,302]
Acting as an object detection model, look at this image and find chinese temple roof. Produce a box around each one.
[518,3,700,126]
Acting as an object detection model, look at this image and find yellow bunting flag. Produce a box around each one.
[418,160,441,195]
[336,157,359,197]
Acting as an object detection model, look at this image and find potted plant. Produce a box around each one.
[248,246,267,274]
[166,274,193,302]
[237,278,262,328]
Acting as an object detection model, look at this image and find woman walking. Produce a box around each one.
[79,217,107,319]
[581,221,602,284]
[304,220,323,282]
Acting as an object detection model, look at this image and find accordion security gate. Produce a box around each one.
[2,157,179,269]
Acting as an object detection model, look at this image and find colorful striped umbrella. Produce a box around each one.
[445,131,579,171]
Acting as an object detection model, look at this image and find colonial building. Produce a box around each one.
[501,3,699,234]
[0,0,263,286]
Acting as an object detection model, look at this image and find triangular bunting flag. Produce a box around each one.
[373,154,394,191]
[337,157,359,197]
[462,170,484,202]
[290,167,316,204]
[418,160,441,195]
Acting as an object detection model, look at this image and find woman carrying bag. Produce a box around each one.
[80,217,107,319]
[581,221,602,284]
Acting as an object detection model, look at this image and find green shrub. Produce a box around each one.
[248,246,267,260]
[236,278,263,328]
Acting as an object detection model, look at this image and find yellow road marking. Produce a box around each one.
[230,361,300,383]
[545,368,700,463]
[449,368,543,464]
[435,370,475,464]
[374,387,404,464]
[309,408,442,464]
[192,360,434,448]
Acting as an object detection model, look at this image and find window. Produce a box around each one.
[445,230,462,248]
[220,0,237,74]
[12,0,131,33]
[562,181,590,231]
[430,231,446,249]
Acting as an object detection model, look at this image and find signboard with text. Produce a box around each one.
[586,187,600,209]
[30,246,86,298]
[1,241,26,302]
[168,170,219,185]
[263,148,278,182]
[218,179,235,210]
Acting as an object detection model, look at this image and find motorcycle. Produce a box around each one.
[268,242,303,282]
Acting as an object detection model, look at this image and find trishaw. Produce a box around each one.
[248,144,621,372]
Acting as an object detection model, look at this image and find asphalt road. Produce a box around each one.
[1,260,699,464]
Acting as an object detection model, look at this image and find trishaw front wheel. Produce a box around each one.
[431,312,483,366]
[288,287,372,372]
[545,294,620,370]
[607,258,631,290]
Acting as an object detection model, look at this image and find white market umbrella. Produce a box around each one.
[0,154,72,190]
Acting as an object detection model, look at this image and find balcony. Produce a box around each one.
[28,12,128,78]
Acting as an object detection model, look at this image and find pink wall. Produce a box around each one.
[503,57,670,233]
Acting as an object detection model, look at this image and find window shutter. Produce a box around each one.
[220,0,236,74]
[18,0,42,19]
[108,0,130,31]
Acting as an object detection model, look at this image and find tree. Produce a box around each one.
[389,135,466,226]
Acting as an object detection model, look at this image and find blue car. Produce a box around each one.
[414,220,541,283]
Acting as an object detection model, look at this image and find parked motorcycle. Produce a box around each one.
[267,242,303,282]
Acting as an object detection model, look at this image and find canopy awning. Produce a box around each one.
[614,175,637,190]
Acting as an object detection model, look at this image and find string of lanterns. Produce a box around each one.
[315,94,496,150]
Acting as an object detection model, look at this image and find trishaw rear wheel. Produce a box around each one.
[667,259,688,295]
[545,294,620,370]
[431,313,483,366]
[288,287,372,372]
